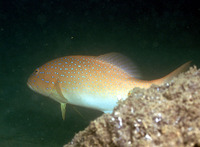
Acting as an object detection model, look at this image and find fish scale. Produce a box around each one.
[27,53,190,120]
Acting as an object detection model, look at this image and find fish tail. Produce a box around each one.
[151,61,191,85]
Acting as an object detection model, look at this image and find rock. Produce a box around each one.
[64,66,200,147]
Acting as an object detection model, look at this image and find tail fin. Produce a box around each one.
[151,61,191,85]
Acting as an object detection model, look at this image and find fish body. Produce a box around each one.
[27,53,190,119]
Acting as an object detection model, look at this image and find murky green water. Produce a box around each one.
[1,1,200,146]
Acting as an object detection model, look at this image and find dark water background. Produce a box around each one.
[0,0,200,146]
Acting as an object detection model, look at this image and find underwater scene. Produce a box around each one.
[1,0,200,146]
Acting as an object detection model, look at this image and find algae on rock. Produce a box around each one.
[64,66,200,147]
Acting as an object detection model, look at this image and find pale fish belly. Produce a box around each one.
[61,89,128,113]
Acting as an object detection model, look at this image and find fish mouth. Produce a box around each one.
[27,81,34,91]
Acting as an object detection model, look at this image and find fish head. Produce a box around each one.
[27,65,56,97]
[27,62,68,120]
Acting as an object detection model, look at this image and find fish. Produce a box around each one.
[27,52,190,120]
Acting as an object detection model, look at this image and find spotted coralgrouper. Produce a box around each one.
[27,52,190,119]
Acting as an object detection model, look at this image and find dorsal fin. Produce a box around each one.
[96,52,140,78]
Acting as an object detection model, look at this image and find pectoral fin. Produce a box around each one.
[54,79,68,120]
[61,103,66,120]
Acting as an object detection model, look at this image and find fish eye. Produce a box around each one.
[34,68,39,75]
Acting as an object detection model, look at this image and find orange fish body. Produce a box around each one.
[27,53,190,119]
